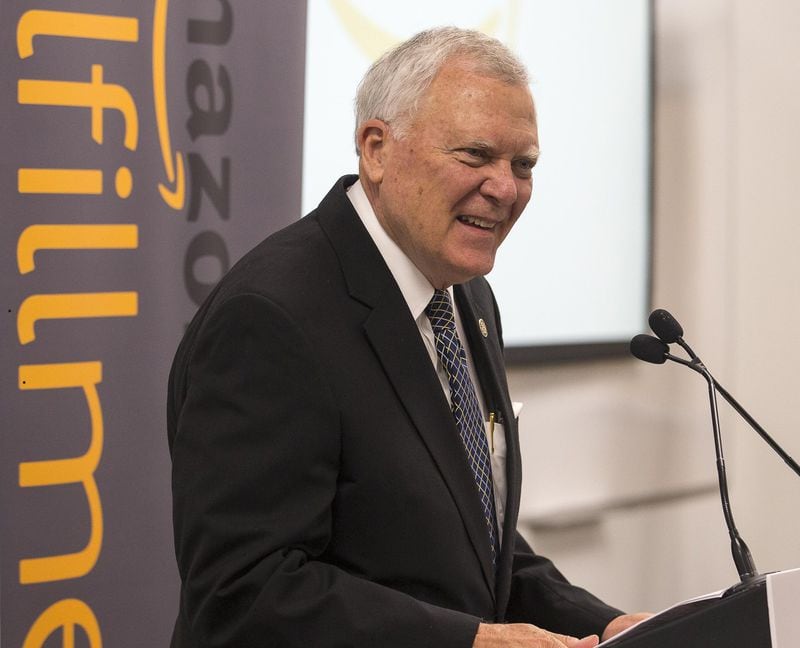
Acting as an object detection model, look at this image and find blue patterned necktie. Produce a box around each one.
[426,289,499,564]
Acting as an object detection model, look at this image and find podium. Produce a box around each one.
[600,568,800,647]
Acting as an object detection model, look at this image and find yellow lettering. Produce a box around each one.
[18,168,102,195]
[17,167,133,198]
[17,292,138,344]
[17,224,138,274]
[22,598,102,648]
[18,9,138,59]
[18,363,103,584]
[18,65,139,150]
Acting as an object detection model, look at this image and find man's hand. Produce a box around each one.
[601,613,653,642]
[473,623,599,647]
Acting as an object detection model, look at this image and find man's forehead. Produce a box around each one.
[418,58,528,101]
[419,75,535,121]
[400,61,538,152]
[441,107,539,153]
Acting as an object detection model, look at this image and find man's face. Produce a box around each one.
[363,60,539,288]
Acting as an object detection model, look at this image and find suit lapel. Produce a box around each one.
[455,282,522,617]
[316,177,497,598]
[363,300,497,595]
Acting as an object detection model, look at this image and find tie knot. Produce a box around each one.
[425,289,455,331]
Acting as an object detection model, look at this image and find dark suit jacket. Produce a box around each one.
[167,176,621,647]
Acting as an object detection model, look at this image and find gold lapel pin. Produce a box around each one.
[478,318,488,338]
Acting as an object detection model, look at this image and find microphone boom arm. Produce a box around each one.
[714,381,800,478]
[664,353,800,477]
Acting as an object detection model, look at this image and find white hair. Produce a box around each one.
[354,26,530,154]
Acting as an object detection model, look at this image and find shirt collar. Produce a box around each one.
[347,179,438,321]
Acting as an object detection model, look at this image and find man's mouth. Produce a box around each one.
[457,215,496,230]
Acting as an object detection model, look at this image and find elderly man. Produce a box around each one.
[168,27,646,648]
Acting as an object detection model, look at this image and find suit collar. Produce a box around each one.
[315,175,392,308]
[346,178,435,323]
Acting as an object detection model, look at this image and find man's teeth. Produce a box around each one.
[458,215,494,229]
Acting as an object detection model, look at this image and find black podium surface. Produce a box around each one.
[596,567,800,648]
[601,579,769,647]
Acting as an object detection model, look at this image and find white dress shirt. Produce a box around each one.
[347,179,507,538]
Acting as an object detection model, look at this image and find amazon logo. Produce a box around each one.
[153,0,185,209]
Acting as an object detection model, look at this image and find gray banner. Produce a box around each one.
[0,2,307,645]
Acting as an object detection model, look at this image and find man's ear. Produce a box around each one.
[357,119,391,185]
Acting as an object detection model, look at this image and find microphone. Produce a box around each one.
[630,332,703,373]
[648,308,682,342]
[630,334,668,364]
[631,318,759,584]
[649,308,698,360]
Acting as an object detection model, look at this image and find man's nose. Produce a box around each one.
[480,161,518,206]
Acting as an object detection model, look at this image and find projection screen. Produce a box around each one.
[302,0,652,360]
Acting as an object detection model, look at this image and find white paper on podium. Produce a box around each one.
[767,568,800,648]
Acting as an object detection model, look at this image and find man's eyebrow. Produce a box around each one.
[463,139,493,151]
[444,141,540,164]
[466,140,540,158]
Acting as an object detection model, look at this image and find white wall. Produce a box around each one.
[510,0,800,613]
[730,0,800,576]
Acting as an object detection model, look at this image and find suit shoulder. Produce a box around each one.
[220,214,333,298]
[174,213,341,367]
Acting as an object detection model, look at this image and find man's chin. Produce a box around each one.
[438,261,496,287]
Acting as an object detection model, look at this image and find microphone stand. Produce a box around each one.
[665,352,760,587]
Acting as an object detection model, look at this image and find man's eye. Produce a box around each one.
[513,158,536,176]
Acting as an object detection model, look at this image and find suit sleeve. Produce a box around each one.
[169,293,481,648]
[505,532,623,637]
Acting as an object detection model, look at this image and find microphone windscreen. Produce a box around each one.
[630,334,669,364]
[649,309,684,343]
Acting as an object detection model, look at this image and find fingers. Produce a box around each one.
[530,626,599,648]
[473,622,600,647]
[566,635,600,648]
[601,612,653,641]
